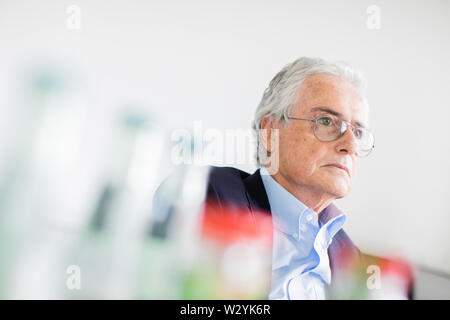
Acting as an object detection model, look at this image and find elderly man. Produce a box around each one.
[205,57,375,299]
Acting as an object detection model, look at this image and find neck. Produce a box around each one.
[269,171,336,215]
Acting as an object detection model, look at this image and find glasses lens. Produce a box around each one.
[314,116,374,157]
[314,116,341,141]
[355,128,375,157]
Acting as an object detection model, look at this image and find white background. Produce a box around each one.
[0,0,449,274]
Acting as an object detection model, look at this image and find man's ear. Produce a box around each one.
[260,116,273,154]
[260,116,280,174]
[260,115,281,155]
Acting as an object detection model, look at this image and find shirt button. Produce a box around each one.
[306,214,314,222]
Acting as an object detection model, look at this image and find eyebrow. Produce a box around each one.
[310,106,367,128]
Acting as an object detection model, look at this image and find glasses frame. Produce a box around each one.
[287,114,375,157]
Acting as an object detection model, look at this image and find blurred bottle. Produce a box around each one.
[0,65,92,299]
[181,204,273,299]
[365,256,413,299]
[65,110,166,299]
[328,250,413,300]
[136,160,211,299]
[137,131,272,300]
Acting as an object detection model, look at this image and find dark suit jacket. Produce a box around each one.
[206,166,362,288]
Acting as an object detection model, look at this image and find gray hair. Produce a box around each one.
[253,57,368,166]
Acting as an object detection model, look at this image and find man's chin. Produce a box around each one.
[323,181,351,198]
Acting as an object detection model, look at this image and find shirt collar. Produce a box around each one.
[260,166,316,236]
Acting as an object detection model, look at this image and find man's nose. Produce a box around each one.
[335,128,358,155]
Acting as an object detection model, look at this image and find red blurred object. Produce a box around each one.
[200,204,273,246]
[377,257,414,296]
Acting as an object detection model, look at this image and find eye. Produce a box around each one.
[317,116,333,126]
[354,128,364,139]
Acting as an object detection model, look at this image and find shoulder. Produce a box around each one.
[334,229,359,252]
[208,166,251,188]
[206,166,256,211]
[329,228,362,266]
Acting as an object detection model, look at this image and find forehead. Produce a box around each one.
[295,73,369,125]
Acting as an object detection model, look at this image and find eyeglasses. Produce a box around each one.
[287,113,375,157]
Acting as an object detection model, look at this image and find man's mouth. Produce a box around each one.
[323,164,350,177]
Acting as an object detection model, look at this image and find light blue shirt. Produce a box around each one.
[259,166,346,300]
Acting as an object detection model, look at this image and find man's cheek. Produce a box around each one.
[351,162,358,179]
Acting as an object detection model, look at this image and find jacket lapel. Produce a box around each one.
[243,169,272,215]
